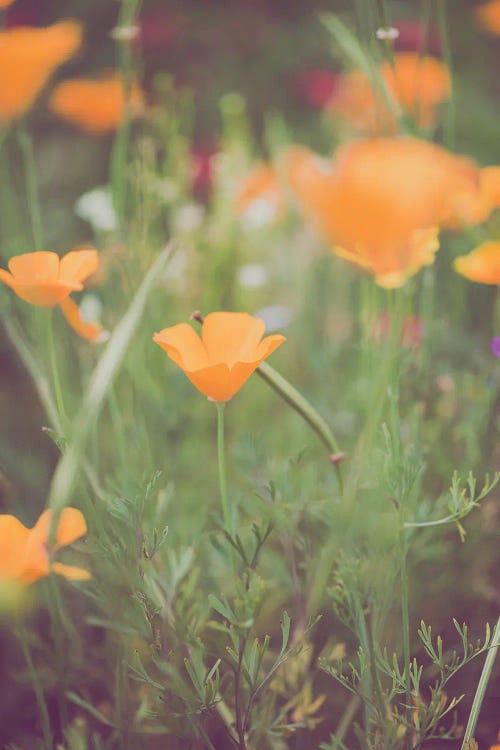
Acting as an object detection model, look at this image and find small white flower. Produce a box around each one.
[255,304,293,332]
[79,293,103,323]
[241,198,279,230]
[173,204,205,233]
[75,187,117,233]
[376,26,399,40]
[110,25,140,42]
[237,263,269,289]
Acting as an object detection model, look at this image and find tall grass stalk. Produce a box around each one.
[17,124,43,250]
[461,615,500,749]
[47,245,173,541]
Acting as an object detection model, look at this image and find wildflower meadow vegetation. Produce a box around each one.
[0,0,499,748]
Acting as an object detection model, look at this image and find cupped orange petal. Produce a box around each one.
[59,297,106,342]
[30,507,87,550]
[59,248,99,285]
[0,516,30,581]
[8,251,59,282]
[201,312,267,366]
[153,323,210,371]
[49,72,145,134]
[453,241,500,284]
[0,21,82,123]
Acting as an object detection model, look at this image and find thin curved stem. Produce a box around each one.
[216,402,232,535]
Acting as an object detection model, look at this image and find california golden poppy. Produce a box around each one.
[476,0,500,34]
[285,138,481,288]
[0,0,16,9]
[49,72,145,134]
[0,507,90,585]
[330,53,450,134]
[0,249,98,306]
[453,241,500,284]
[0,21,82,124]
[0,248,105,341]
[153,312,285,402]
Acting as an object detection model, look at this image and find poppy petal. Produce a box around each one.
[52,562,91,581]
[0,516,30,581]
[202,312,267,366]
[30,507,87,550]
[59,297,107,342]
[8,251,59,282]
[153,323,209,370]
[59,248,99,285]
[453,241,500,284]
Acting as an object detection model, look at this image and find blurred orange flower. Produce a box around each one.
[0,507,90,585]
[49,72,145,133]
[153,311,285,402]
[285,137,481,288]
[476,0,500,34]
[0,249,98,306]
[0,248,105,341]
[330,53,450,134]
[0,0,16,9]
[453,241,500,284]
[234,163,286,227]
[0,21,82,124]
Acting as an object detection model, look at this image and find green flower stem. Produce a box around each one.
[17,626,53,750]
[461,615,500,749]
[46,308,68,428]
[17,123,44,250]
[437,0,455,148]
[256,361,344,492]
[216,402,232,535]
[399,530,411,718]
[111,0,141,225]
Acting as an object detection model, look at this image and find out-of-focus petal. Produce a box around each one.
[453,241,500,284]
[59,297,106,342]
[52,562,91,581]
[59,248,99,285]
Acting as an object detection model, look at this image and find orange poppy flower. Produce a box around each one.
[49,72,145,134]
[0,248,105,341]
[285,138,480,288]
[0,0,15,8]
[330,53,450,134]
[234,163,286,227]
[0,21,82,124]
[153,311,286,402]
[0,507,90,585]
[453,241,500,284]
[476,0,500,34]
